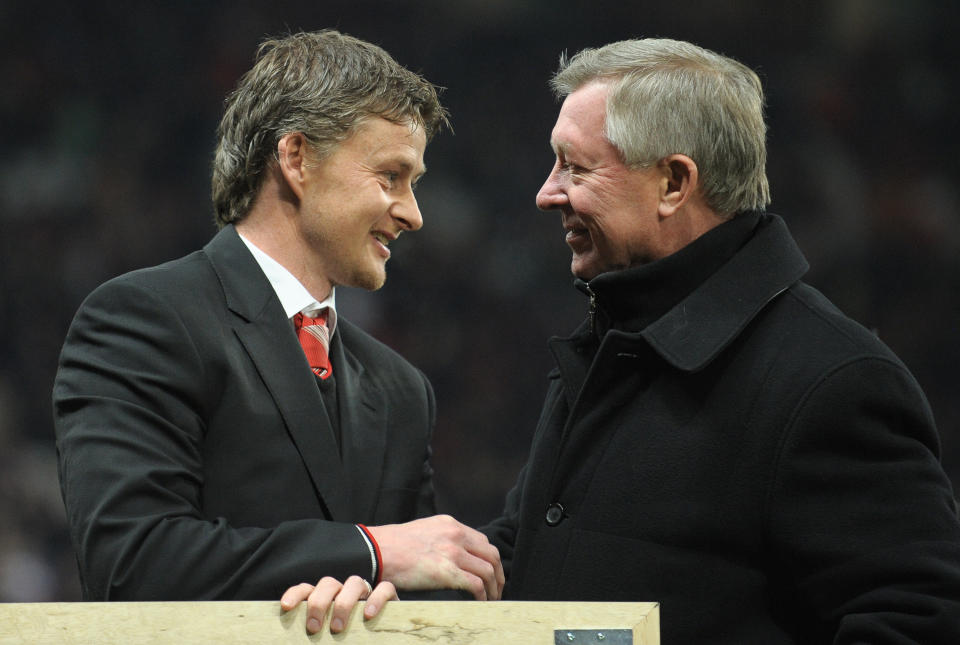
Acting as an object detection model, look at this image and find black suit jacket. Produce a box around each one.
[54,225,437,600]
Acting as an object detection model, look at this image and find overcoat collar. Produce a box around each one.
[641,212,809,372]
[202,225,386,520]
[563,212,809,373]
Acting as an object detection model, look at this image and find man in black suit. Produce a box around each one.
[53,30,501,635]
[478,38,960,643]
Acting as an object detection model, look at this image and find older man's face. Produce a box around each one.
[536,82,667,280]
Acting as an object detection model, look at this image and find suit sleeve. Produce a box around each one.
[767,356,960,643]
[415,371,439,519]
[53,277,374,600]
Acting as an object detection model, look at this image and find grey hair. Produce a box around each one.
[211,30,449,227]
[551,38,770,216]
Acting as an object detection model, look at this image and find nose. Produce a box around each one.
[393,190,423,231]
[535,164,567,212]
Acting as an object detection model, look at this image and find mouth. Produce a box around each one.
[563,222,591,248]
[371,230,396,258]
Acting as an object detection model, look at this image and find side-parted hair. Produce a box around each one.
[551,38,771,216]
[212,30,449,227]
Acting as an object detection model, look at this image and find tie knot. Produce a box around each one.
[295,310,328,329]
[294,310,332,379]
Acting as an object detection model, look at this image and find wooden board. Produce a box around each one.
[0,600,659,644]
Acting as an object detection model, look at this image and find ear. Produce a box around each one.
[657,154,699,218]
[276,132,310,200]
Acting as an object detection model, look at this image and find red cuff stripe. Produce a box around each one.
[357,524,382,585]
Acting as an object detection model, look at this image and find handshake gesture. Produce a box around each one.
[281,515,504,634]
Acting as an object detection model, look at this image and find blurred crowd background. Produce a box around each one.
[2,0,958,601]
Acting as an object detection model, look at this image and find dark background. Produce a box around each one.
[2,0,958,600]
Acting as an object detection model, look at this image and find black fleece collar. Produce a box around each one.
[570,212,809,372]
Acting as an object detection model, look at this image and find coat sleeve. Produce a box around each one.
[53,277,374,600]
[480,373,564,585]
[766,356,960,643]
[480,463,526,581]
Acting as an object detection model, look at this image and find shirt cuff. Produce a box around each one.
[355,524,382,585]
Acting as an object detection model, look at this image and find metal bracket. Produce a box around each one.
[554,629,632,644]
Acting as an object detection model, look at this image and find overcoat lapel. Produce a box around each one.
[203,226,352,519]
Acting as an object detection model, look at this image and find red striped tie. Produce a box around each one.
[294,311,332,380]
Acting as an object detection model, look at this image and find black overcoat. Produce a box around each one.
[485,213,960,643]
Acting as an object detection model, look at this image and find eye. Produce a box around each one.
[554,152,581,173]
[559,159,583,175]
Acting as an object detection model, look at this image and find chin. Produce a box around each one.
[571,262,599,282]
[351,269,387,292]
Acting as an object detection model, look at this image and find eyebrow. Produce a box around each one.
[395,159,427,175]
[410,162,427,183]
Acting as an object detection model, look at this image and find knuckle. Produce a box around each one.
[438,542,457,559]
[293,582,314,595]
[440,515,460,532]
[469,577,485,597]
[317,577,343,594]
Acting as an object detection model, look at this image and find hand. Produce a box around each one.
[368,514,504,600]
[280,575,397,634]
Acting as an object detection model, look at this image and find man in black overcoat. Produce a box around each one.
[482,38,960,643]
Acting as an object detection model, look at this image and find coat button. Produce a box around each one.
[545,502,565,526]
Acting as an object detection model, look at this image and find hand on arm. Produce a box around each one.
[368,514,504,600]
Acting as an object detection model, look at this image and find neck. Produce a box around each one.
[235,179,333,301]
[656,201,727,260]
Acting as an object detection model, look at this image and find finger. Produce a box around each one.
[457,570,487,601]
[329,576,371,633]
[363,581,398,619]
[304,577,344,634]
[472,542,504,599]
[484,542,505,594]
[464,529,506,600]
[457,549,502,600]
[280,583,316,612]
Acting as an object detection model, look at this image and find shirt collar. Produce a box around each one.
[237,233,338,335]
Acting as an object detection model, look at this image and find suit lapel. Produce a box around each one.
[203,226,352,519]
[332,323,387,520]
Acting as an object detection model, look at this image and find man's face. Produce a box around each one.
[536,82,666,281]
[299,117,427,291]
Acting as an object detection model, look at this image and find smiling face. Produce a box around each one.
[535,82,669,281]
[297,116,427,292]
